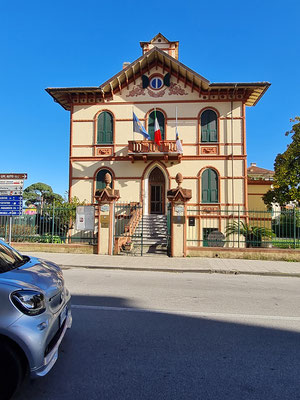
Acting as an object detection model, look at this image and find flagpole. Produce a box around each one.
[154,107,157,145]
[132,106,134,141]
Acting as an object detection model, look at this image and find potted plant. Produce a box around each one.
[225,221,274,248]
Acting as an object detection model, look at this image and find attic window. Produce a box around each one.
[158,39,161,42]
[150,76,163,90]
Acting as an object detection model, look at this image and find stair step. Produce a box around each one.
[125,214,169,252]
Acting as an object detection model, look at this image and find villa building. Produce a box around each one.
[46,33,270,251]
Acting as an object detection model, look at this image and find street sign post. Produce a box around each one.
[0,173,27,244]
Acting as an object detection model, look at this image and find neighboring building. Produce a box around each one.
[46,33,270,247]
[247,163,274,211]
[247,162,274,181]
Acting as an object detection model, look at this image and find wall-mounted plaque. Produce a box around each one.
[100,215,109,228]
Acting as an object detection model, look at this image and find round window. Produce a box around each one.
[150,77,163,90]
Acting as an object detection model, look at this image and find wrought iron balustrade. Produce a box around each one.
[128,140,180,154]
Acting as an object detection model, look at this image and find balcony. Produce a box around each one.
[128,140,182,163]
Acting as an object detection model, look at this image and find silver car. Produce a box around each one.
[0,239,72,399]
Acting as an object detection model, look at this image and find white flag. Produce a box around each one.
[176,127,183,154]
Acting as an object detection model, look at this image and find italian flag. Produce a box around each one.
[154,117,162,145]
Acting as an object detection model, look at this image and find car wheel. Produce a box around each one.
[0,341,25,400]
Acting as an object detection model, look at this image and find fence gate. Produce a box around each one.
[114,202,144,255]
[167,202,171,256]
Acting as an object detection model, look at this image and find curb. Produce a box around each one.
[59,264,300,278]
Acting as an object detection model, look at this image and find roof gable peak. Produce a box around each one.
[140,33,179,60]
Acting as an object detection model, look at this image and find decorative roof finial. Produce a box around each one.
[104,173,112,188]
[175,173,183,188]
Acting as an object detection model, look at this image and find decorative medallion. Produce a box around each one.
[201,147,218,155]
[96,148,112,156]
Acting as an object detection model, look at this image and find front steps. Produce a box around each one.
[123,214,168,256]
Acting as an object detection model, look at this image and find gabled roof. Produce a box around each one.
[46,47,270,110]
[140,32,176,47]
[247,165,274,175]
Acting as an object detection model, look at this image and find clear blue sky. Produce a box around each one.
[1,0,299,196]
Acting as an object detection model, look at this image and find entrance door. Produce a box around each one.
[149,167,165,214]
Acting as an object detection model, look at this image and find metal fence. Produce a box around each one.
[114,202,144,255]
[0,206,96,245]
[1,205,299,250]
[186,207,300,249]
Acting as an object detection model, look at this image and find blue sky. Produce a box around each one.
[1,0,299,196]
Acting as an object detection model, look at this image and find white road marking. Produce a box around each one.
[72,304,300,321]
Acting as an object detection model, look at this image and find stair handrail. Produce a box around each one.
[114,202,143,254]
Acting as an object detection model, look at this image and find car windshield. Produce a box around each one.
[0,241,27,273]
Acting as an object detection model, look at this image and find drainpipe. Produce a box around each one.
[231,84,237,209]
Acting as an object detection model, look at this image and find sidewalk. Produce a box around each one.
[26,252,300,277]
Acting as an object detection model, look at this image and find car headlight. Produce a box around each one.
[11,290,46,316]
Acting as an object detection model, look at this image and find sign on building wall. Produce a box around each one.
[75,206,95,231]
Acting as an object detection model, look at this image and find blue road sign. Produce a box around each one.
[0,195,23,216]
[0,206,22,210]
[0,200,22,205]
[0,210,23,216]
[0,196,22,201]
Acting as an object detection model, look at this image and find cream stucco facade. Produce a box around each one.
[47,33,270,249]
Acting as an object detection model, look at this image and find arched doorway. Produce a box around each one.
[149,167,165,214]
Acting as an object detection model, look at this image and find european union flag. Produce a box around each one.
[133,112,150,140]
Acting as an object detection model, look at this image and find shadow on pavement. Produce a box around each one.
[14,294,300,400]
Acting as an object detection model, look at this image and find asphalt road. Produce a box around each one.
[15,269,300,400]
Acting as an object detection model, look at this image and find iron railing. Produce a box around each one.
[0,206,96,244]
[1,205,299,250]
[186,207,300,249]
[114,202,143,255]
[128,140,180,154]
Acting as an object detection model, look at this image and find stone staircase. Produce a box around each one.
[130,214,168,256]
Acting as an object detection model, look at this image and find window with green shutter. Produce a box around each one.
[148,111,165,141]
[96,169,113,190]
[201,110,217,142]
[201,169,218,203]
[97,112,113,144]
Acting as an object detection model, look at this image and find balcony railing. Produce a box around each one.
[128,140,181,154]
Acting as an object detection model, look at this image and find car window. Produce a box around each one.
[0,242,25,273]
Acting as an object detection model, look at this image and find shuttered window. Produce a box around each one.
[148,111,165,141]
[201,110,217,142]
[97,112,113,144]
[96,169,113,190]
[201,169,218,203]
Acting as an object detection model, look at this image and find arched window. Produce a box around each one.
[97,112,113,144]
[96,169,113,191]
[148,110,165,141]
[202,169,218,203]
[201,110,217,142]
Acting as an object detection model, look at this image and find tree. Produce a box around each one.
[55,196,87,231]
[23,182,64,207]
[263,117,300,207]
